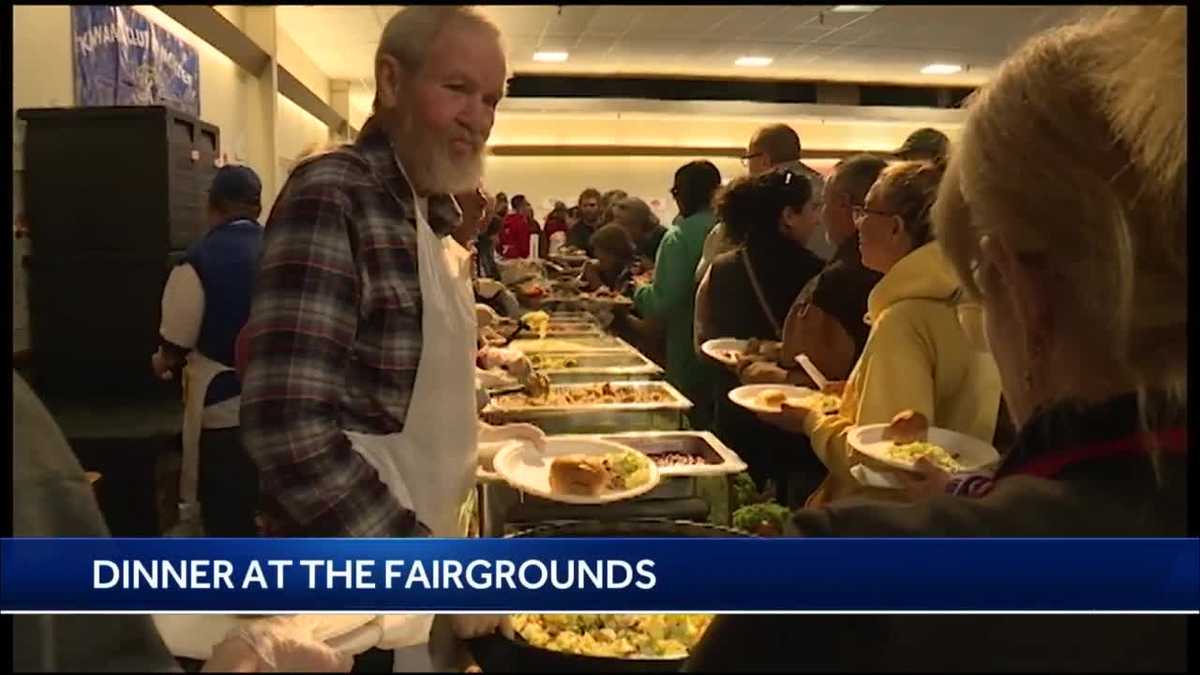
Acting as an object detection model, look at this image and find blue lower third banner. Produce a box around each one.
[2,538,1197,613]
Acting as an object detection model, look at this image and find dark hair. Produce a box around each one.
[673,160,722,217]
[511,194,529,209]
[831,154,889,205]
[495,192,508,202]
[875,159,946,247]
[753,124,802,164]
[589,223,636,261]
[715,168,814,245]
[578,188,602,204]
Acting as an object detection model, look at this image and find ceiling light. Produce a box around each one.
[830,5,882,12]
[735,56,773,67]
[533,51,569,63]
[920,63,963,75]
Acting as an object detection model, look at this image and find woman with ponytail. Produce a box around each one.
[761,158,1002,507]
[687,6,1187,671]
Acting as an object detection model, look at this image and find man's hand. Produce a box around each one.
[739,360,789,385]
[205,620,353,673]
[756,401,813,434]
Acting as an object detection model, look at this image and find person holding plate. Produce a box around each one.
[758,159,1002,507]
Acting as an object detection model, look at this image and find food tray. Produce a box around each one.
[529,351,664,384]
[548,311,597,322]
[508,335,636,354]
[515,324,607,340]
[481,381,692,435]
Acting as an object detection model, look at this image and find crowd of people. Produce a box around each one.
[11,3,1186,672]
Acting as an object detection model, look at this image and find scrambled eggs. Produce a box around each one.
[511,614,714,659]
[522,311,551,339]
[888,441,964,473]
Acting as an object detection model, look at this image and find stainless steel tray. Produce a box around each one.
[507,335,635,354]
[480,381,692,435]
[528,351,664,384]
[548,311,597,322]
[514,324,606,340]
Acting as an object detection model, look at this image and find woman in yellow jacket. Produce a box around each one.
[763,159,1001,508]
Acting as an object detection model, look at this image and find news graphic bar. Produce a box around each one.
[2,538,1197,613]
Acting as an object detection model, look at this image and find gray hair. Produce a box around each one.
[373,6,505,109]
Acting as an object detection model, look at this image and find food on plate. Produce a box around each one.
[882,409,929,444]
[798,392,841,415]
[521,310,551,339]
[493,382,671,408]
[549,454,609,495]
[887,441,964,473]
[733,502,791,537]
[650,452,712,467]
[527,354,581,370]
[548,449,653,496]
[756,389,789,408]
[511,614,714,659]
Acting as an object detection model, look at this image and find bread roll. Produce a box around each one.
[549,454,609,495]
[883,410,929,444]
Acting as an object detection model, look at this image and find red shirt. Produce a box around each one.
[499,213,535,258]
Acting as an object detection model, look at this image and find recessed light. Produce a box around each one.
[921,63,963,75]
[533,51,569,63]
[830,5,882,13]
[735,56,773,67]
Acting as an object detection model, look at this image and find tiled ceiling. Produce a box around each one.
[276,5,1101,120]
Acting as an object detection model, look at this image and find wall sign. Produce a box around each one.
[71,6,200,117]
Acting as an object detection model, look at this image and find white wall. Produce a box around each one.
[276,93,331,178]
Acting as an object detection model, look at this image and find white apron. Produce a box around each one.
[167,350,235,537]
[346,193,480,661]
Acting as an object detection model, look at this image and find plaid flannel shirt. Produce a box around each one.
[240,126,461,537]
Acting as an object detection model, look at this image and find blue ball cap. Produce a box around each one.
[209,164,262,206]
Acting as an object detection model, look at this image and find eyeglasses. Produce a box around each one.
[739,152,764,167]
[851,206,900,223]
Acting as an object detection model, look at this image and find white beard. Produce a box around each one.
[395,111,486,195]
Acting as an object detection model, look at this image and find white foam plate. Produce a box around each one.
[701,338,748,368]
[728,384,819,414]
[492,437,661,504]
[847,424,1001,474]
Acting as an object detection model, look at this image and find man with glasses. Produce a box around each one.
[697,124,830,282]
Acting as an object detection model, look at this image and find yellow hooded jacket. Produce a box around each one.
[802,241,1002,507]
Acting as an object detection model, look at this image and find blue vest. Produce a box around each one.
[180,219,263,405]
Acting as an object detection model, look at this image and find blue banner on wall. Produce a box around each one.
[2,538,1197,613]
[71,6,200,116]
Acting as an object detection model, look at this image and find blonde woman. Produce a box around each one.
[762,160,1002,507]
[686,6,1186,671]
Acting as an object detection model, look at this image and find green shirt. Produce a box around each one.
[634,209,717,403]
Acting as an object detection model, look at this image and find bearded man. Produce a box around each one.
[240,6,510,540]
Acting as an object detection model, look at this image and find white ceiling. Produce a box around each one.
[276,5,1101,121]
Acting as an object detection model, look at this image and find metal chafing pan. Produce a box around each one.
[507,335,636,354]
[548,310,597,322]
[527,351,663,383]
[514,323,606,340]
[480,381,692,434]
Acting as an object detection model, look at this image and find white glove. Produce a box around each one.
[214,619,353,672]
[479,421,546,452]
[475,303,501,328]
[475,278,506,299]
[478,347,532,377]
[449,614,515,640]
